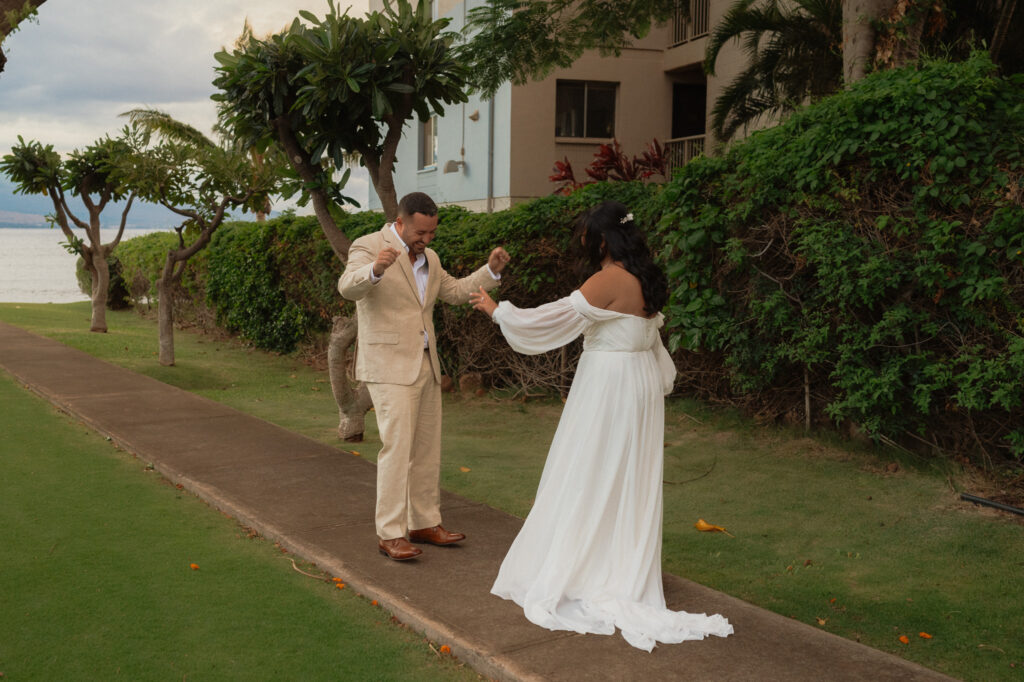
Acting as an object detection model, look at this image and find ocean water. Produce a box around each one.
[0,228,158,303]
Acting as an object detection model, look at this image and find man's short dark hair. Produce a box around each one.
[398,192,438,218]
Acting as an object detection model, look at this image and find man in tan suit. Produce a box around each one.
[338,192,509,560]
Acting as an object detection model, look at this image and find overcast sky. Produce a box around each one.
[0,0,372,228]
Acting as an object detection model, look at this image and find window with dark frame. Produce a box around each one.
[419,116,437,169]
[555,80,617,138]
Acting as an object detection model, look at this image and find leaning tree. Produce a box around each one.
[212,0,471,440]
[117,109,281,366]
[1,133,136,332]
[0,0,46,74]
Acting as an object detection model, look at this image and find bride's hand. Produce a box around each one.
[469,286,498,317]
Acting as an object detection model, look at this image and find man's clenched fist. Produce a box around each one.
[372,247,402,277]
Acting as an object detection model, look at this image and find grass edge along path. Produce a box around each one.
[1,302,1023,681]
[0,367,478,681]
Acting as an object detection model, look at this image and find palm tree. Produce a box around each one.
[704,0,843,143]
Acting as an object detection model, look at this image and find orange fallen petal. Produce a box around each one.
[459,466,471,472]
[371,600,378,606]
[919,632,933,639]
[351,451,360,457]
[899,635,910,644]
[331,577,344,583]
[440,645,451,655]
[189,563,199,570]
[694,518,735,537]
[336,583,345,590]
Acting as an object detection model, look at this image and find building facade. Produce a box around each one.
[366,0,748,212]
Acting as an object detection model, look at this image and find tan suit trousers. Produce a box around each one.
[366,350,442,540]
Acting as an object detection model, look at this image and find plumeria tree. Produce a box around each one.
[117,109,281,366]
[212,0,471,440]
[1,133,136,332]
[213,0,470,229]
[461,0,679,96]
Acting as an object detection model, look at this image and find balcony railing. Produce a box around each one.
[672,0,710,47]
[666,134,706,171]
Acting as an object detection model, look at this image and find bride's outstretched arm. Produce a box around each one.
[469,287,587,355]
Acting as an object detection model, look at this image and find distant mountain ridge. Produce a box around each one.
[0,210,48,228]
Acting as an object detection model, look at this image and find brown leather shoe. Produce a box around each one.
[378,537,423,561]
[408,525,465,546]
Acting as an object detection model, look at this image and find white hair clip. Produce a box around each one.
[620,212,633,224]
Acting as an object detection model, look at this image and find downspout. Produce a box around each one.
[487,95,495,213]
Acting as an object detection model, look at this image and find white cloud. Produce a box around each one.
[1,1,371,148]
[0,0,372,219]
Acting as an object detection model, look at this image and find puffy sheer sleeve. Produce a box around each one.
[491,296,589,355]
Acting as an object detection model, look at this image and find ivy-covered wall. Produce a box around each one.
[652,53,1024,465]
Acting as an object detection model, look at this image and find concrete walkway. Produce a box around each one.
[0,321,956,681]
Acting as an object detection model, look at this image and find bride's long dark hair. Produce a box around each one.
[574,201,668,315]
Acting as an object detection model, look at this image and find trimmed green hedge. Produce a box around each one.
[110,53,1023,468]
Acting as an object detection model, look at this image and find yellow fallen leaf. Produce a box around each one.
[694,518,734,537]
[816,617,827,626]
[459,466,471,472]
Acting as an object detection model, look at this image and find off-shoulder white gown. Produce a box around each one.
[489,290,733,651]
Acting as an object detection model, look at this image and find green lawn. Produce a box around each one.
[0,317,477,680]
[2,302,1023,681]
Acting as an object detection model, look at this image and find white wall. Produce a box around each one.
[366,0,513,211]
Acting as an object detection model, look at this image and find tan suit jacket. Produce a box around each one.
[338,225,499,385]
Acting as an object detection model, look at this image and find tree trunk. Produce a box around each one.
[272,116,380,440]
[843,0,890,84]
[157,275,175,366]
[272,116,352,261]
[888,11,925,69]
[365,157,399,222]
[309,188,352,260]
[271,116,373,441]
[991,0,1019,62]
[328,315,373,441]
[89,250,109,332]
[856,0,930,74]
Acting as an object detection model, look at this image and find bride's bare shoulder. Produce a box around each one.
[579,267,629,308]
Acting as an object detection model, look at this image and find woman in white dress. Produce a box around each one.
[468,201,733,651]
